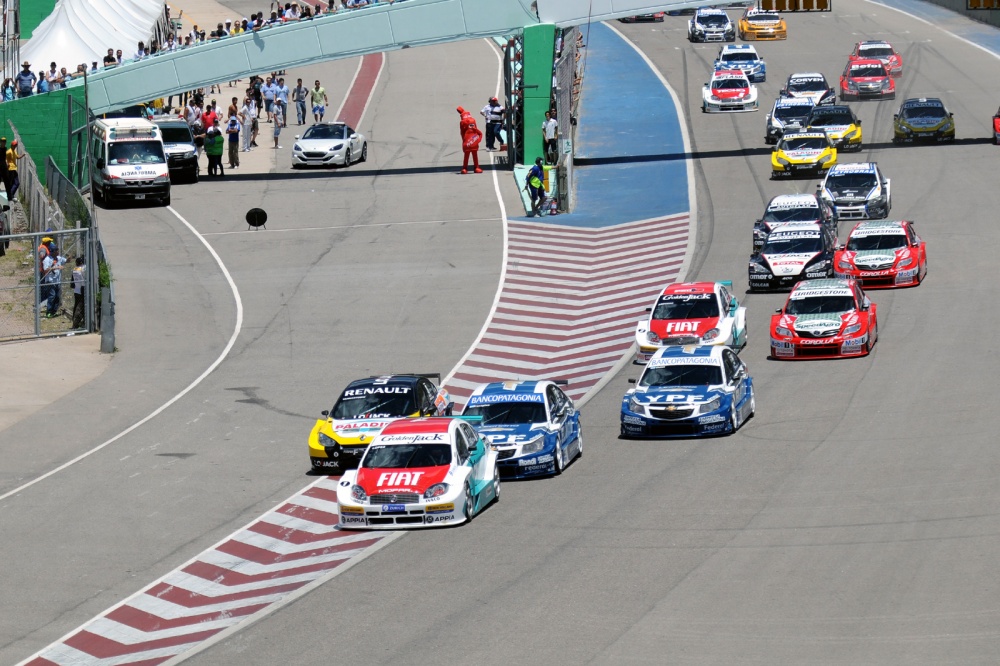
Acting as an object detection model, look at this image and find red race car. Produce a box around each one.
[849,40,902,76]
[993,108,1000,144]
[835,220,927,288]
[770,278,877,360]
[839,59,894,101]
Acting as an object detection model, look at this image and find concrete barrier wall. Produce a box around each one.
[922,0,1000,28]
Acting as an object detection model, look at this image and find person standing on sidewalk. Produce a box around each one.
[292,78,308,125]
[276,78,290,128]
[480,97,505,151]
[72,256,86,328]
[6,139,21,199]
[0,137,9,195]
[262,76,277,123]
[542,111,559,165]
[310,80,328,123]
[226,115,242,168]
[273,103,284,149]
[205,119,225,176]
[239,96,253,152]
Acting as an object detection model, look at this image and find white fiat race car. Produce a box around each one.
[634,281,748,363]
[336,417,500,529]
[702,69,758,113]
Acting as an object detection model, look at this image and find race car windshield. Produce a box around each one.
[751,12,779,21]
[809,112,853,126]
[462,402,547,425]
[722,52,757,63]
[762,235,823,254]
[652,296,720,320]
[850,65,886,78]
[302,124,349,140]
[698,15,729,26]
[763,207,820,223]
[640,365,723,387]
[860,46,894,58]
[786,296,855,315]
[332,391,416,419]
[361,443,452,468]
[107,141,166,165]
[713,79,748,90]
[781,137,827,150]
[787,79,826,92]
[826,173,876,189]
[902,106,946,120]
[847,234,907,251]
[773,106,812,122]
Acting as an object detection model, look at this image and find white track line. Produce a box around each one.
[0,207,243,504]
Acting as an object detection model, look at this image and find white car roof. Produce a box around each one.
[767,194,820,209]
[789,279,855,298]
[828,162,878,175]
[770,221,824,233]
[720,44,759,55]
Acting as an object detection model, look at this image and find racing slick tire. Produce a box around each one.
[492,465,501,503]
[729,402,740,433]
[553,441,564,475]
[887,93,896,100]
[749,388,756,418]
[162,194,171,207]
[361,142,368,162]
[463,481,475,522]
[576,428,583,459]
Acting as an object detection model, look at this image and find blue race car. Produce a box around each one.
[462,380,582,478]
[621,345,755,438]
[713,44,767,83]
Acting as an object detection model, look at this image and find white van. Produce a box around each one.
[91,118,171,207]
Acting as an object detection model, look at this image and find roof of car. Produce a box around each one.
[770,221,824,233]
[781,131,829,140]
[662,282,718,296]
[850,220,908,235]
[379,417,453,436]
[695,7,728,15]
[648,344,724,365]
[767,193,820,208]
[859,40,893,47]
[720,44,759,53]
[901,97,944,106]
[789,278,855,296]
[828,162,877,174]
[775,97,815,108]
[788,72,825,80]
[467,381,548,404]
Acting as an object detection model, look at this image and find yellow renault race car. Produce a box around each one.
[806,104,863,152]
[771,131,837,179]
[739,7,787,40]
[308,373,452,473]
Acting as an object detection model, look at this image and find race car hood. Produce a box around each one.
[779,311,854,337]
[355,465,451,494]
[826,185,875,203]
[782,148,826,161]
[317,417,402,445]
[848,75,888,84]
[901,116,948,129]
[840,248,908,268]
[814,124,852,138]
[650,318,719,338]
[631,385,724,406]
[712,87,750,100]
[762,252,820,275]
[478,423,547,446]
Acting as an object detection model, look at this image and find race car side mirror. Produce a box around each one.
[774,308,781,313]
[837,244,845,250]
[893,114,898,119]
[628,378,637,384]
[949,112,954,117]
[645,307,652,312]
[321,410,329,417]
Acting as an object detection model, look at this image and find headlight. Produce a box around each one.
[699,397,722,414]
[942,120,954,130]
[848,81,858,90]
[423,483,449,499]
[837,259,853,270]
[750,262,768,273]
[775,326,793,337]
[293,144,302,152]
[711,94,721,101]
[520,436,544,455]
[702,328,720,342]
[843,324,862,335]
[181,150,195,159]
[776,156,790,166]
[754,228,767,239]
[899,125,912,134]
[868,193,885,204]
[820,154,835,164]
[153,175,170,183]
[351,484,367,502]
[898,257,914,268]
[318,432,335,447]
[809,260,830,272]
[628,397,644,414]
[646,330,661,344]
[844,128,859,139]
[332,143,344,151]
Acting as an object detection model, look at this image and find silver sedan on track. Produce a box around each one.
[291,122,368,168]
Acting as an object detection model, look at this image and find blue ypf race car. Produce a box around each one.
[462,380,582,478]
[621,345,755,438]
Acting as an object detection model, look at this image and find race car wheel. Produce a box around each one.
[463,481,475,521]
[553,442,564,476]
[730,403,740,433]
[345,148,352,166]
[360,142,368,162]
[749,388,756,418]
[576,427,584,459]
[868,319,878,352]
[493,465,501,502]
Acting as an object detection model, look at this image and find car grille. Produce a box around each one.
[649,406,695,420]
[662,335,701,346]
[858,275,896,288]
[858,84,882,92]
[795,345,841,357]
[304,151,327,158]
[643,423,704,436]
[370,493,420,504]
[855,262,893,270]
[796,329,839,338]
[368,516,424,525]
[496,449,516,460]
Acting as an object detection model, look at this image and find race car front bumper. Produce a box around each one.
[835,267,919,288]
[833,200,888,220]
[496,446,557,478]
[742,28,786,40]
[748,271,804,291]
[338,497,467,529]
[770,332,870,359]
[772,161,831,178]
[704,98,758,113]
[621,405,732,438]
[310,442,367,472]
[894,127,955,142]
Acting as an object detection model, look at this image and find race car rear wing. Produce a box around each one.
[368,373,443,384]
[758,0,831,10]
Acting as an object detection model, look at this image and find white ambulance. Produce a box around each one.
[91,118,171,207]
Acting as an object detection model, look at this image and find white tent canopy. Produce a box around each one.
[21,0,165,74]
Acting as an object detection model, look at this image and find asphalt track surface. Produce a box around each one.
[5,0,1000,663]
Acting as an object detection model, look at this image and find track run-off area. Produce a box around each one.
[5,0,1000,662]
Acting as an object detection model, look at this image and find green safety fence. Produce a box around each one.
[0,88,74,187]
[20,0,59,40]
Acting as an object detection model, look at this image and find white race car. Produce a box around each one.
[688,8,736,42]
[702,69,758,113]
[634,281,748,363]
[336,417,500,529]
[779,72,836,107]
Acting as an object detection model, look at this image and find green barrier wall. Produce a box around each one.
[521,23,556,165]
[20,0,58,40]
[0,88,72,186]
